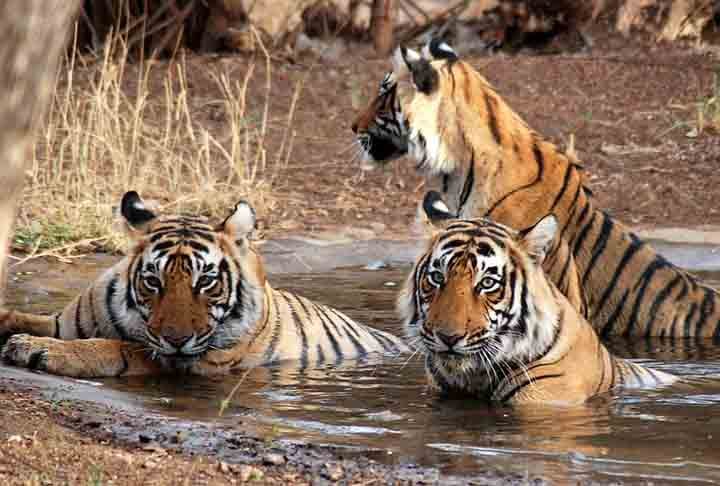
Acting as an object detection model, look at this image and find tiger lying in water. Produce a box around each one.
[403,192,675,405]
[0,192,407,377]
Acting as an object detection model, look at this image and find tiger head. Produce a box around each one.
[353,40,542,214]
[119,191,266,366]
[351,38,461,168]
[351,70,409,164]
[400,191,559,393]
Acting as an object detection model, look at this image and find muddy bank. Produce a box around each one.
[0,373,536,485]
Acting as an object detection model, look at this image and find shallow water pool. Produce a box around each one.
[5,239,720,484]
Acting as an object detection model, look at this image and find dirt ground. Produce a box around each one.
[2,27,720,484]
[68,25,720,242]
[229,29,720,238]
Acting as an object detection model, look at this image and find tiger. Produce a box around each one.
[402,191,675,405]
[0,191,407,378]
[352,38,720,339]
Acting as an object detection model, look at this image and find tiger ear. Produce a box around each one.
[423,190,455,224]
[413,191,455,237]
[220,200,256,241]
[391,46,416,76]
[422,38,458,61]
[519,215,558,264]
[121,191,157,237]
[393,46,438,94]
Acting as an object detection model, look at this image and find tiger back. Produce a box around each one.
[352,39,720,340]
[403,192,674,405]
[1,191,407,378]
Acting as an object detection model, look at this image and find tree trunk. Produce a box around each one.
[201,0,248,51]
[372,0,398,56]
[0,0,80,304]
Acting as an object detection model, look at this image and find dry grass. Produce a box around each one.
[695,67,720,135]
[15,30,296,256]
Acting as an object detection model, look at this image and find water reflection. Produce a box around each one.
[6,256,720,483]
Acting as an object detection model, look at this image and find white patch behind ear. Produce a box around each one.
[437,42,455,55]
[393,46,421,75]
[522,215,558,263]
[423,38,458,60]
[223,200,256,240]
[412,191,453,239]
[391,47,408,76]
[432,199,450,214]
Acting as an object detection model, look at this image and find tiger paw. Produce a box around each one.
[2,335,145,377]
[2,334,51,371]
[0,308,14,340]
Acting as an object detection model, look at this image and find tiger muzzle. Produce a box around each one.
[146,280,212,356]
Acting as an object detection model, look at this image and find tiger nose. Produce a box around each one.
[436,332,463,349]
[162,333,193,349]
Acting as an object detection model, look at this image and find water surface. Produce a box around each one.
[5,240,720,484]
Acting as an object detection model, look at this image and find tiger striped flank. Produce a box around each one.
[0,191,407,378]
[402,194,674,405]
[352,38,720,339]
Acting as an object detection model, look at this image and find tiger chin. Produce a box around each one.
[0,191,407,378]
[401,192,675,405]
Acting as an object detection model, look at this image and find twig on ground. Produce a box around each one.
[10,236,110,267]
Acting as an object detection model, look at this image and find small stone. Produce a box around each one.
[141,443,165,454]
[383,281,397,287]
[142,459,158,469]
[237,465,264,482]
[364,260,387,271]
[369,222,386,233]
[322,463,344,481]
[170,431,187,444]
[138,433,152,443]
[218,461,230,473]
[262,453,285,466]
[114,452,134,466]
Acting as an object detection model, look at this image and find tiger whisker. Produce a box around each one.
[508,356,533,389]
[398,346,422,371]
[337,140,360,156]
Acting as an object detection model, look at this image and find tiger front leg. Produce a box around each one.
[2,335,162,378]
[0,308,58,340]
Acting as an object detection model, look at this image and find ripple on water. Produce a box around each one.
[7,251,720,484]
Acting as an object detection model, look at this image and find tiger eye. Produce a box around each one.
[143,275,162,290]
[196,275,215,288]
[428,270,445,286]
[476,276,500,294]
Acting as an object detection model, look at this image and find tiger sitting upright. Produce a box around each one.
[403,192,675,405]
[0,192,407,377]
[353,38,720,340]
